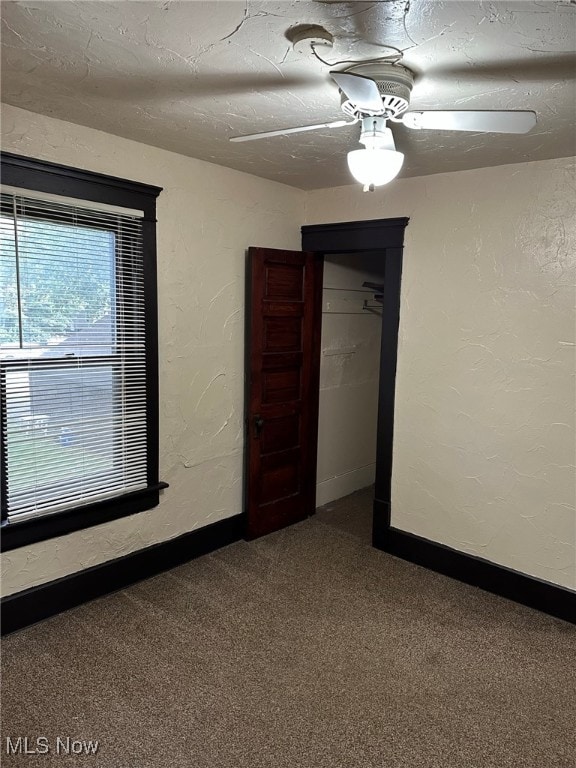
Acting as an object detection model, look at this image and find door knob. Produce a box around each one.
[254,415,264,435]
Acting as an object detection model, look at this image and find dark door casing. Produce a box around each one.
[300,218,409,546]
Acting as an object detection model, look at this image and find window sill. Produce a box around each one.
[0,482,169,552]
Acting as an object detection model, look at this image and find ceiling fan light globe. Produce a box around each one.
[347,148,404,187]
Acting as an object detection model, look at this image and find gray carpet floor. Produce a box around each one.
[2,487,575,768]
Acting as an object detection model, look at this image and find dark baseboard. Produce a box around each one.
[4,512,573,634]
[372,497,391,541]
[1,514,243,635]
[374,526,576,625]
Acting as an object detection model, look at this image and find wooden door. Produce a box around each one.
[245,247,323,538]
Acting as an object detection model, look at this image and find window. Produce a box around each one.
[0,153,165,551]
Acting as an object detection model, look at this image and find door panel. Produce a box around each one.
[263,317,302,351]
[246,247,323,539]
[264,264,304,299]
[260,412,300,454]
[260,450,301,505]
[262,367,301,404]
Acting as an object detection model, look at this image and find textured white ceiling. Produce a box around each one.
[2,1,575,189]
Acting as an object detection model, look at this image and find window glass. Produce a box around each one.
[1,197,147,522]
[0,216,115,359]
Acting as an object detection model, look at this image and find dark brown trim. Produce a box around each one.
[0,365,7,524]
[142,216,161,489]
[373,245,403,526]
[378,527,576,625]
[1,513,243,635]
[302,217,409,252]
[1,152,161,218]
[0,483,169,552]
[306,253,324,517]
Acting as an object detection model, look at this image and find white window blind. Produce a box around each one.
[0,192,148,521]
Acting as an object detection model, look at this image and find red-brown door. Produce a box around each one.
[245,247,323,539]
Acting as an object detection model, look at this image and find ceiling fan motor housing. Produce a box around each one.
[342,63,414,118]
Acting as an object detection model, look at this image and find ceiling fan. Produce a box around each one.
[230,63,537,191]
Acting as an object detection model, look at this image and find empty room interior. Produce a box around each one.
[0,1,575,766]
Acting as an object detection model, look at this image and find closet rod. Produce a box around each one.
[323,286,375,293]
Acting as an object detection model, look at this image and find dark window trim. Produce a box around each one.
[1,152,161,220]
[1,483,169,551]
[0,153,166,552]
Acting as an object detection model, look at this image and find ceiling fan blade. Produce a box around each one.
[230,120,355,143]
[330,72,383,113]
[74,73,315,102]
[425,53,576,83]
[402,110,537,134]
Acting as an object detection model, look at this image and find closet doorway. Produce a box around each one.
[317,252,385,509]
[302,217,408,545]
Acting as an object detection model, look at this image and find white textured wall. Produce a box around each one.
[0,104,304,596]
[2,104,574,595]
[317,255,384,506]
[305,157,576,590]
